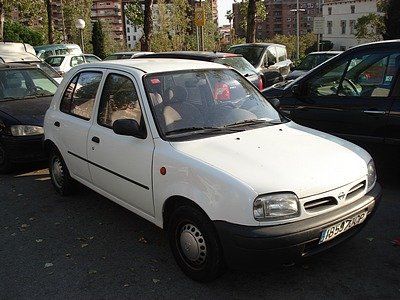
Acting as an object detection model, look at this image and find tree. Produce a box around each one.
[237,0,267,40]
[3,20,44,45]
[125,1,144,26]
[383,0,400,39]
[45,0,54,44]
[246,0,257,43]
[142,0,153,51]
[355,13,385,42]
[91,20,106,59]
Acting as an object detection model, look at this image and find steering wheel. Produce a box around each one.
[341,78,360,96]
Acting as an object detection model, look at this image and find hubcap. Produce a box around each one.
[51,157,64,189]
[179,223,207,265]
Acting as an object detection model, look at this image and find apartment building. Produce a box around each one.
[91,0,124,42]
[233,0,322,40]
[323,0,381,50]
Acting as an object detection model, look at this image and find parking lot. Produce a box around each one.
[1,146,399,299]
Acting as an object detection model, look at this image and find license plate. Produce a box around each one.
[319,211,368,244]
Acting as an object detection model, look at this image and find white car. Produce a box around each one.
[43,59,381,282]
[45,54,86,75]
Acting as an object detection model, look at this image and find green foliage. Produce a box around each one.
[355,13,385,42]
[266,33,317,60]
[125,1,144,27]
[3,20,44,45]
[238,0,267,32]
[383,0,400,39]
[91,20,106,59]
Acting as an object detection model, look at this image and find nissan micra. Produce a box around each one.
[43,59,381,282]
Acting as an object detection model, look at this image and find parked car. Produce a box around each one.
[45,54,86,75]
[104,51,153,60]
[84,54,102,63]
[286,51,342,81]
[0,42,36,55]
[35,44,82,60]
[0,52,63,83]
[138,51,264,89]
[262,40,400,147]
[228,43,292,87]
[0,63,58,173]
[44,59,381,282]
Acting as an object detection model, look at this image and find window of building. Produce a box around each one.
[327,21,332,34]
[328,7,332,15]
[127,27,130,33]
[351,5,355,13]
[127,36,130,41]
[341,20,346,34]
[350,20,355,35]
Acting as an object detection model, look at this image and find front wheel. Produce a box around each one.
[167,205,226,282]
[49,149,76,196]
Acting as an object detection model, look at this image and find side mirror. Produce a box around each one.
[113,119,146,139]
[269,98,280,108]
[291,84,301,97]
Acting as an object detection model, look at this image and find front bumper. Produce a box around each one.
[214,183,382,270]
[0,134,46,163]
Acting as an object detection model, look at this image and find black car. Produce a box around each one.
[0,63,58,173]
[262,40,400,146]
[137,51,264,90]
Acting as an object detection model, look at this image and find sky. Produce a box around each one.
[218,0,235,26]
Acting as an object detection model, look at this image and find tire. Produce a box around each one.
[0,144,14,174]
[167,205,226,282]
[48,148,76,196]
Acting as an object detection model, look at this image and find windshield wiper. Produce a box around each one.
[165,126,243,136]
[224,119,282,128]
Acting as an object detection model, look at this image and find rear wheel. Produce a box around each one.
[0,145,13,174]
[49,149,75,196]
[167,205,226,282]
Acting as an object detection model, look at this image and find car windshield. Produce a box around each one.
[297,54,337,71]
[228,46,264,67]
[144,69,282,140]
[45,56,65,67]
[0,68,58,101]
[215,57,258,77]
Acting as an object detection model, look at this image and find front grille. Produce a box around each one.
[347,181,366,200]
[304,197,338,213]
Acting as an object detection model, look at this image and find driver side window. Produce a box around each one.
[308,50,400,98]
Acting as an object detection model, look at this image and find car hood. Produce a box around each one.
[0,96,52,126]
[170,122,370,198]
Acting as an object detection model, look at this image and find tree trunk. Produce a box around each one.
[0,2,4,42]
[46,0,54,44]
[246,0,257,43]
[141,0,153,51]
[383,0,400,40]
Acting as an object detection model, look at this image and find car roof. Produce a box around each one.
[0,62,38,69]
[230,43,285,48]
[139,51,242,61]
[308,51,342,55]
[45,54,80,59]
[80,58,227,74]
[0,52,40,63]
[34,44,80,50]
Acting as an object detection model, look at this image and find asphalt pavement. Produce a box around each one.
[1,146,399,299]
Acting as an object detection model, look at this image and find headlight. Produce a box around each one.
[367,160,377,190]
[10,125,44,136]
[253,193,300,221]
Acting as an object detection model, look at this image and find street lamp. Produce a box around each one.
[290,0,306,61]
[75,18,86,53]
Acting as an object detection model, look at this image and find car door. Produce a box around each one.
[87,71,155,216]
[291,49,400,143]
[55,70,103,182]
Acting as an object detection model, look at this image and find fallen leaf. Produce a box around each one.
[29,217,35,221]
[152,278,160,284]
[54,222,60,226]
[65,253,71,258]
[11,233,16,236]
[36,239,43,243]
[123,284,130,287]
[138,236,148,244]
[20,224,29,228]
[44,262,53,268]
[17,194,23,197]
[366,237,374,242]
[81,243,89,248]
[88,269,97,274]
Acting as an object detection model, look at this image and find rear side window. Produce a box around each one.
[60,71,103,120]
[276,47,287,62]
[45,56,64,67]
[215,57,257,76]
[70,56,85,67]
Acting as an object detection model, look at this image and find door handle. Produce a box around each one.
[54,121,60,127]
[363,110,386,115]
[91,136,100,143]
